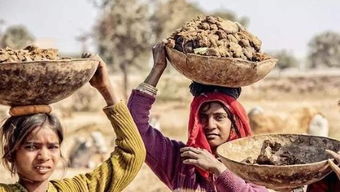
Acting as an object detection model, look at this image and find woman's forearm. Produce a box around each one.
[145,42,168,87]
[215,170,268,192]
[144,67,165,87]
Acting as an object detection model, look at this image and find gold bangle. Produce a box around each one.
[137,83,157,96]
[140,83,158,92]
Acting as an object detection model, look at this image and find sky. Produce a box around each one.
[0,0,340,58]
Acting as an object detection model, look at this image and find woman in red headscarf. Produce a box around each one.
[127,42,268,191]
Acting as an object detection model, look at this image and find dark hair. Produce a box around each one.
[0,113,63,175]
[189,82,241,99]
[199,101,240,137]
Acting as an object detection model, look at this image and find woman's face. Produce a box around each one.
[199,102,232,150]
[14,126,61,182]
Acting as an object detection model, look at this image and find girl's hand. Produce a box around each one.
[82,53,110,91]
[326,149,340,180]
[180,147,227,176]
[82,53,118,105]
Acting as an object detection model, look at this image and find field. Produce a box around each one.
[0,70,339,191]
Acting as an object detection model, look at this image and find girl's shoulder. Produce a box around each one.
[0,183,23,192]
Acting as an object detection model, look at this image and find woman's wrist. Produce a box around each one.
[152,65,166,73]
[211,162,227,176]
[136,82,158,96]
[144,67,165,87]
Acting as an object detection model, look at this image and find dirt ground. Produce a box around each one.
[0,70,339,192]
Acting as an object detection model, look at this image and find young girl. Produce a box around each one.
[0,54,146,192]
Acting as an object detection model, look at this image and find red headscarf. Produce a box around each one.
[186,92,252,179]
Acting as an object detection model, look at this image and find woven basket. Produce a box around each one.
[0,59,98,106]
[217,134,340,190]
[166,46,277,87]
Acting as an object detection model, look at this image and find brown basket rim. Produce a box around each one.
[216,133,340,168]
[165,46,278,65]
[0,58,97,65]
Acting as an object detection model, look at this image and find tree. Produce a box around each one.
[307,31,340,68]
[211,10,249,27]
[272,50,299,70]
[150,0,250,75]
[151,0,203,41]
[95,0,154,99]
[93,0,251,98]
[0,19,5,39]
[151,0,249,41]
[0,25,34,49]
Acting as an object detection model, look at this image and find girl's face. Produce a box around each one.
[199,102,232,150]
[14,126,61,182]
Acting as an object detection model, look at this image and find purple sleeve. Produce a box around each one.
[127,90,184,189]
[215,170,268,192]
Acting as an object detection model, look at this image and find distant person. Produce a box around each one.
[0,54,145,192]
[68,131,108,168]
[127,42,267,191]
[307,114,329,137]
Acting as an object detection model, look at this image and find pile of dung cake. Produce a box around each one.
[242,140,308,165]
[166,16,267,62]
[0,45,60,63]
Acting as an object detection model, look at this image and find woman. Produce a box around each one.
[0,54,146,192]
[128,42,267,191]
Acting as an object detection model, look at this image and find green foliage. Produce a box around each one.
[0,25,34,49]
[94,0,155,98]
[0,19,5,40]
[151,0,204,41]
[307,31,340,68]
[93,0,251,96]
[211,10,249,27]
[95,0,154,71]
[151,0,250,41]
[272,50,299,70]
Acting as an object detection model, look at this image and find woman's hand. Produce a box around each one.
[82,53,118,106]
[144,41,168,87]
[152,41,168,71]
[326,149,340,180]
[180,147,227,176]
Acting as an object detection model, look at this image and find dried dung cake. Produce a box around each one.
[242,139,333,165]
[166,16,267,62]
[0,45,61,63]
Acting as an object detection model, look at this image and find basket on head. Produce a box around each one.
[216,134,340,190]
[166,46,277,87]
[0,59,98,106]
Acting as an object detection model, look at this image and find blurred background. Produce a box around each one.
[0,0,340,191]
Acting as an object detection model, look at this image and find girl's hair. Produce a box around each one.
[189,81,241,99]
[199,101,240,137]
[0,113,63,175]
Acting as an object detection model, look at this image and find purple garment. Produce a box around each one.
[128,90,268,192]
